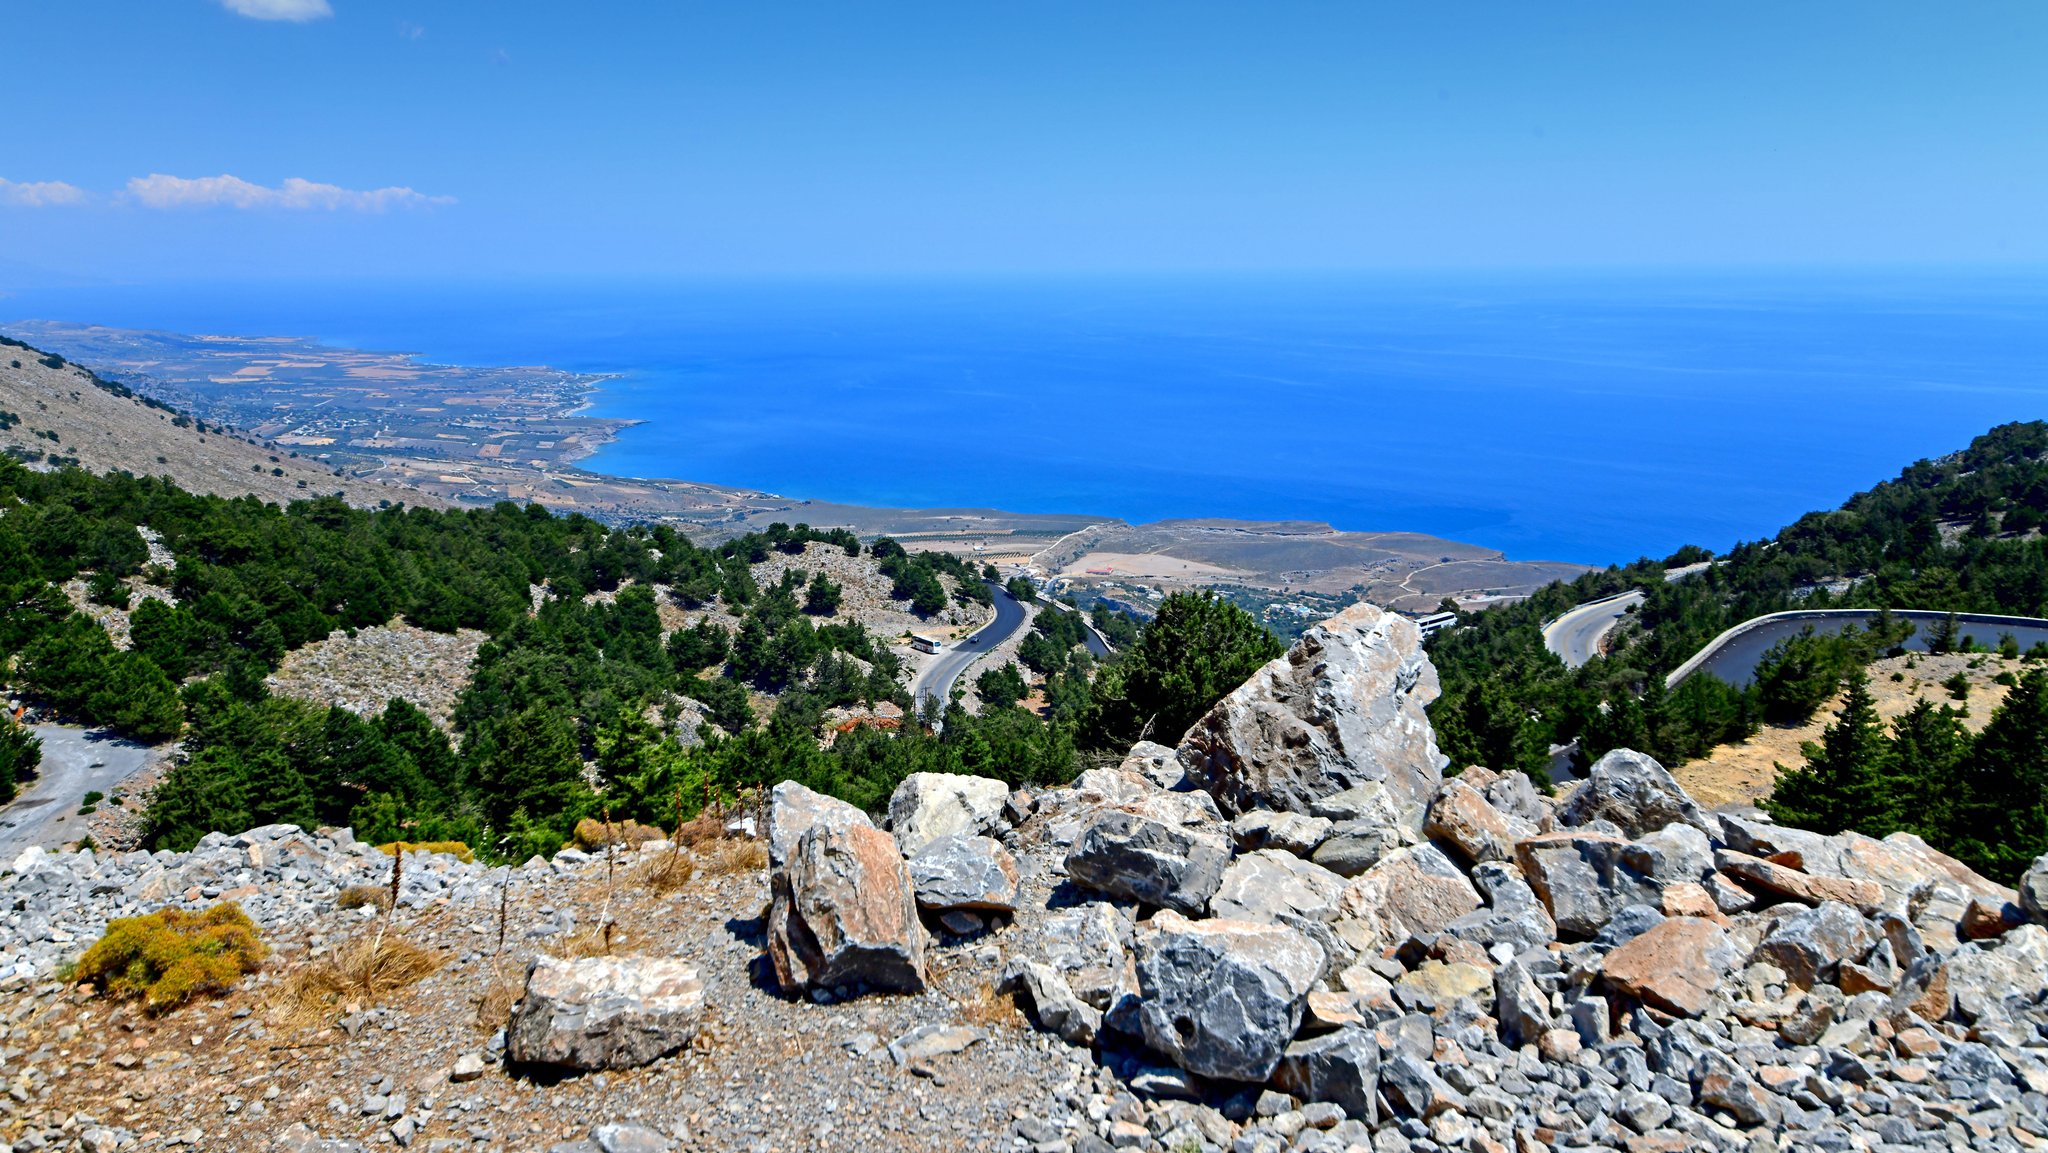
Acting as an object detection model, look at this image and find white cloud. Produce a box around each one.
[125,174,454,212]
[0,178,87,207]
[398,20,425,39]
[217,0,333,21]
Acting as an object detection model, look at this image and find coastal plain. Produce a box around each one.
[9,321,1590,613]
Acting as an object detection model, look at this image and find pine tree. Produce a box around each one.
[1767,667,1892,835]
[1882,698,1971,848]
[1952,667,2048,878]
[143,749,252,851]
[468,704,590,831]
[0,718,39,804]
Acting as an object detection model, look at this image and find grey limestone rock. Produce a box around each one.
[1209,849,1347,931]
[1119,740,1189,791]
[886,772,1009,856]
[1378,1053,1465,1119]
[907,833,1021,912]
[1065,809,1231,916]
[1175,603,1447,821]
[1559,748,1715,840]
[1017,961,1103,1047]
[2020,852,2048,924]
[591,1124,674,1153]
[765,780,869,872]
[1230,809,1334,856]
[1425,776,1525,865]
[1515,831,1663,940]
[1756,901,1877,989]
[1330,841,1481,955]
[767,817,928,994]
[507,955,704,1071]
[1444,861,1558,954]
[1494,959,1552,1048]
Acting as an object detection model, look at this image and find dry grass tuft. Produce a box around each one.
[335,884,392,913]
[273,934,445,1027]
[638,849,696,893]
[557,925,622,959]
[671,810,729,848]
[376,840,474,863]
[955,978,1025,1031]
[475,961,523,1030]
[701,837,768,876]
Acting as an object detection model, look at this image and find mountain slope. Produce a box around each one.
[0,334,439,508]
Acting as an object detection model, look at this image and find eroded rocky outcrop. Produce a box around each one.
[15,601,2048,1153]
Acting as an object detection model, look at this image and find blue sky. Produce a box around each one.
[2,1,2043,284]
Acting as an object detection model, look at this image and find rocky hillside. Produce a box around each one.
[6,604,2047,1153]
[0,335,436,508]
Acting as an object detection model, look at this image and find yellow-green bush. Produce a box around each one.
[374,840,474,863]
[73,902,267,1013]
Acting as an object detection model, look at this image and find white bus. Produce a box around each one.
[909,633,941,654]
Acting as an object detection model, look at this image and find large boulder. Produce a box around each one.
[1064,810,1231,915]
[1599,917,1742,1018]
[1175,603,1447,820]
[886,772,1009,856]
[1515,832,1663,940]
[507,956,704,1070]
[1558,749,1713,839]
[1132,910,1325,1082]
[1621,823,1716,888]
[1209,849,1348,926]
[768,820,927,994]
[1943,924,2048,1022]
[907,834,1021,913]
[1029,767,1222,848]
[765,780,868,871]
[1331,842,1481,956]
[1230,809,1333,856]
[1309,821,1408,878]
[1834,831,2018,915]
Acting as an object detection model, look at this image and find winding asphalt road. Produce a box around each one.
[1542,562,1713,668]
[0,725,152,860]
[911,582,1029,710]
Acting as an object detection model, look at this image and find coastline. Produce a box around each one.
[4,318,1594,611]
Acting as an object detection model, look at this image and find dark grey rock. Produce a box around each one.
[1133,909,1324,1082]
[1064,809,1231,916]
[1271,1026,1380,1124]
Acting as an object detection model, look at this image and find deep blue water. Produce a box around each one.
[6,270,2046,565]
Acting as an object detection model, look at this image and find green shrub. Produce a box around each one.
[73,903,266,1013]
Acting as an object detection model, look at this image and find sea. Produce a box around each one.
[7,269,2046,566]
